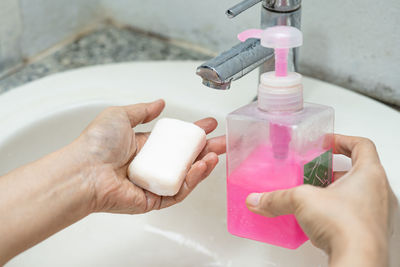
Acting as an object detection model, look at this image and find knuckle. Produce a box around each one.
[135,103,147,111]
[367,163,387,183]
[358,137,377,149]
[173,194,185,204]
[154,197,163,210]
[288,189,300,208]
[292,185,316,207]
[105,106,122,115]
[105,106,117,112]
[104,106,114,112]
[372,164,386,176]
[392,195,399,210]
[261,193,274,209]
[293,185,312,201]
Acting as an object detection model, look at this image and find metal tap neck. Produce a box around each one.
[226,0,301,19]
[263,0,301,13]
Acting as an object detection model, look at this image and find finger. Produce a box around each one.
[123,99,165,127]
[159,153,219,209]
[158,160,207,209]
[199,152,219,179]
[334,134,380,166]
[186,153,218,189]
[144,190,162,212]
[194,118,218,135]
[173,153,218,203]
[246,185,314,217]
[134,132,151,154]
[322,133,335,151]
[197,136,226,160]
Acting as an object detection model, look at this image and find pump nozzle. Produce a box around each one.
[238,26,304,160]
[238,26,302,77]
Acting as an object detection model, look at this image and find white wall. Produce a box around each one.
[101,0,400,106]
[301,0,400,106]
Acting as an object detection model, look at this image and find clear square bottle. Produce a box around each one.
[226,71,334,249]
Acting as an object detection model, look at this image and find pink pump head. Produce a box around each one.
[238,26,303,77]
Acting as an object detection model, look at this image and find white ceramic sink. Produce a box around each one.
[0,62,399,267]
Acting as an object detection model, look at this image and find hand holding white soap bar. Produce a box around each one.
[128,118,207,196]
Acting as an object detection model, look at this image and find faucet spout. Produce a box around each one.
[196,39,273,90]
[226,0,262,19]
[197,0,302,90]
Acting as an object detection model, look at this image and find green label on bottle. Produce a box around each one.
[303,149,333,187]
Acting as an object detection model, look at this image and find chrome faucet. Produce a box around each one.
[196,0,302,90]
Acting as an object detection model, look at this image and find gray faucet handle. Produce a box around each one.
[264,0,301,12]
[226,0,302,18]
[226,0,262,18]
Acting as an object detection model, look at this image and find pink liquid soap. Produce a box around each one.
[227,144,329,249]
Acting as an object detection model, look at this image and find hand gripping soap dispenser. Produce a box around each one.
[226,26,335,249]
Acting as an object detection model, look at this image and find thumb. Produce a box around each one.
[123,99,165,127]
[246,185,313,217]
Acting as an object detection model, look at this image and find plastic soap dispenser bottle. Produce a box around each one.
[226,26,335,249]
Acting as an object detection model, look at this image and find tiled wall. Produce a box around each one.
[0,0,101,77]
[0,0,399,106]
[0,0,23,75]
[19,0,100,58]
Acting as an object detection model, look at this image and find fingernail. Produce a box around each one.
[247,193,262,207]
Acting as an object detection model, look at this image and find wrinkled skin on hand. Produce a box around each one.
[76,99,226,214]
[246,135,398,267]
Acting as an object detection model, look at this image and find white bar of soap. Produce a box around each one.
[128,118,207,196]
